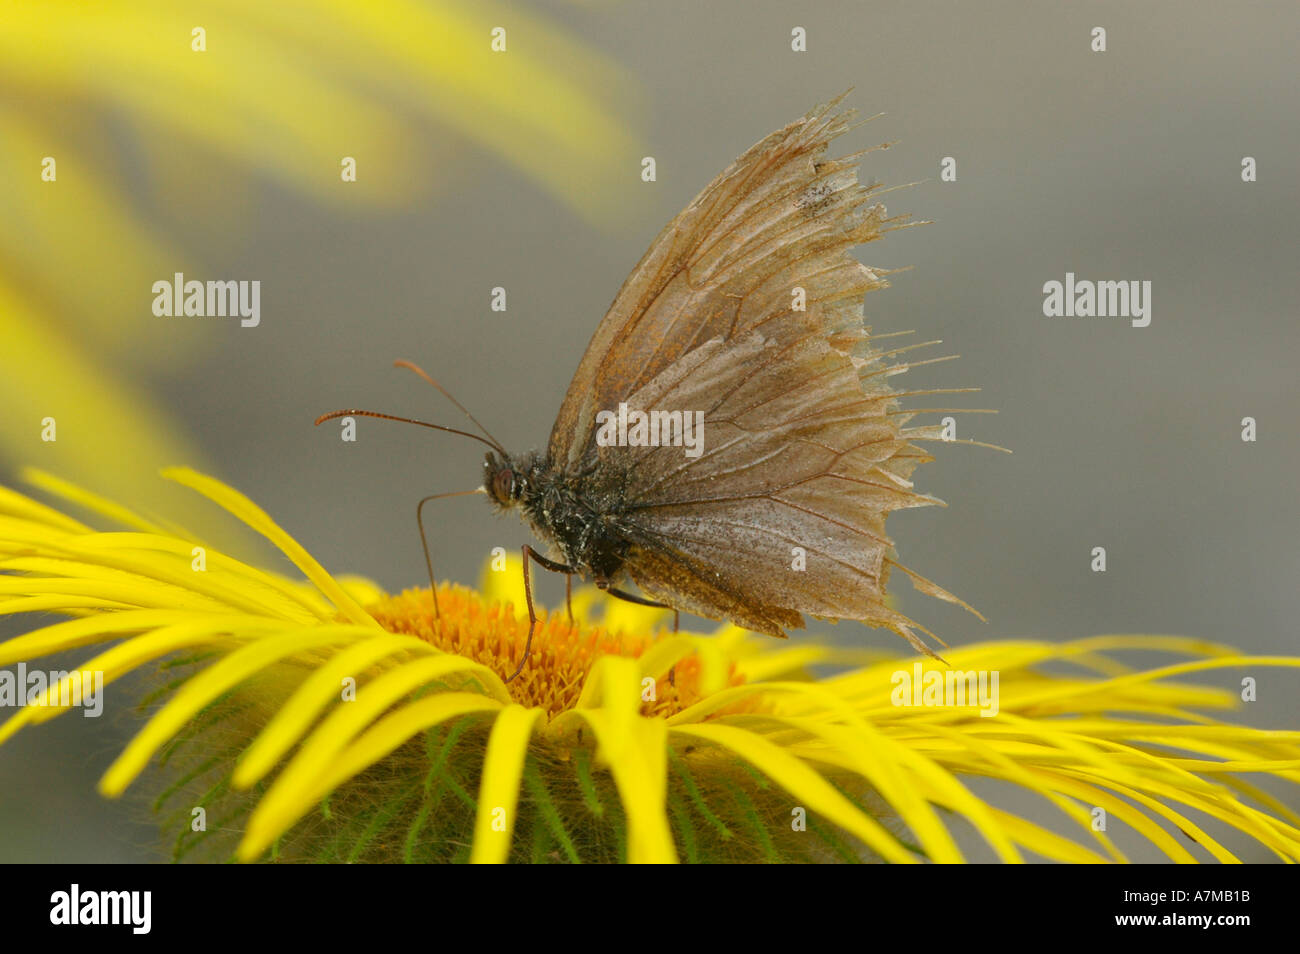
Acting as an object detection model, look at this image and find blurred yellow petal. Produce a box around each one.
[0,282,216,538]
[1,1,646,557]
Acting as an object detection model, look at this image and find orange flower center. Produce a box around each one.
[365,585,746,718]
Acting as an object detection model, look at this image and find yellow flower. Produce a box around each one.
[2,468,1299,863]
[2,0,643,530]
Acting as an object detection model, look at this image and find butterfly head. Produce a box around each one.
[484,451,527,509]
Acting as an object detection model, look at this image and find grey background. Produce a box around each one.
[3,0,1298,862]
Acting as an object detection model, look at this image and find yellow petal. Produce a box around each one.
[239,692,502,861]
[471,705,545,863]
[246,655,510,845]
[100,623,377,796]
[162,467,381,630]
[670,721,916,864]
[556,656,676,863]
[234,633,505,787]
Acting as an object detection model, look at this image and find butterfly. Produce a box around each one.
[319,93,987,680]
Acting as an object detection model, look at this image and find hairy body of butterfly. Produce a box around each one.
[477,94,992,658]
[484,449,636,584]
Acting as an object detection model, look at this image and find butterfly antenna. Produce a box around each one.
[314,409,504,453]
[394,359,505,453]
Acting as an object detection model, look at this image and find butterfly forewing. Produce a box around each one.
[549,94,881,468]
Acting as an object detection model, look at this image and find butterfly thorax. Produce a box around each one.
[484,450,634,582]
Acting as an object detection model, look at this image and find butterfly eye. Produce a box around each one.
[493,468,516,502]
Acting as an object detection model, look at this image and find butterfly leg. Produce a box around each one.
[506,545,577,683]
[597,583,673,610]
[526,548,577,624]
[670,611,679,686]
[597,583,679,688]
[526,548,576,576]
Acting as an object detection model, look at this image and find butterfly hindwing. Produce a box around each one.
[609,328,942,653]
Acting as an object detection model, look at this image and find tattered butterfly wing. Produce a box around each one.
[548,93,891,470]
[552,95,979,654]
[606,327,952,655]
